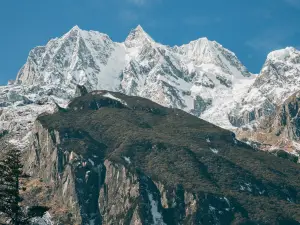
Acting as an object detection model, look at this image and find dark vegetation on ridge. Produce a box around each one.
[37,90,300,224]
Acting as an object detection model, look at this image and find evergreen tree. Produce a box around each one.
[0,161,13,224]
[0,147,48,225]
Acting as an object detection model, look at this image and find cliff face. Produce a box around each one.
[272,91,300,140]
[229,47,300,127]
[21,91,300,225]
[24,121,83,224]
[24,120,236,225]
[237,91,300,157]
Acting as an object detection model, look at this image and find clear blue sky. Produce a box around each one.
[0,0,299,85]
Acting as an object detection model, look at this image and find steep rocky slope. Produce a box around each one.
[229,47,300,127]
[19,91,300,225]
[237,90,300,158]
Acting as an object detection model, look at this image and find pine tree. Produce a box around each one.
[0,148,24,224]
[0,161,13,224]
[7,148,23,225]
[0,147,49,225]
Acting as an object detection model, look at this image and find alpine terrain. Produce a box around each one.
[0,25,300,224]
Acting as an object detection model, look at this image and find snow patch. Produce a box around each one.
[31,212,53,225]
[210,148,219,154]
[123,156,131,164]
[88,158,95,166]
[148,192,166,225]
[102,93,128,106]
[240,183,252,192]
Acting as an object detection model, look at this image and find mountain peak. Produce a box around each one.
[71,25,81,31]
[196,37,209,42]
[266,47,299,62]
[69,25,81,32]
[63,25,82,39]
[125,25,154,47]
[135,24,144,32]
[192,37,211,49]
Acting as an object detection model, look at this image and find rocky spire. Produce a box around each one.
[125,25,154,48]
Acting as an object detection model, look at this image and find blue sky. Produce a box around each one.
[0,0,299,85]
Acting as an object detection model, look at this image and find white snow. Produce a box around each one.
[31,212,53,225]
[240,183,252,192]
[259,190,266,195]
[102,93,128,106]
[233,46,300,128]
[209,205,216,211]
[210,148,219,154]
[88,158,95,166]
[148,192,166,225]
[267,47,297,61]
[123,156,131,164]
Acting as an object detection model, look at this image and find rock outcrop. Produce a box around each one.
[237,91,300,157]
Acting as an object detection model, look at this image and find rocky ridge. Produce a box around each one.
[14,25,254,128]
[237,90,300,158]
[230,47,300,127]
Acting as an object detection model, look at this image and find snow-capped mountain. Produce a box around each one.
[229,47,300,127]
[237,90,300,157]
[16,25,125,90]
[1,25,300,153]
[14,25,254,128]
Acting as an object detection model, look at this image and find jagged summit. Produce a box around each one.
[63,25,82,37]
[65,25,82,35]
[266,47,300,62]
[179,37,223,66]
[11,25,256,129]
[16,25,120,88]
[135,24,145,32]
[4,25,300,145]
[71,24,81,31]
[229,46,300,129]
[125,24,154,47]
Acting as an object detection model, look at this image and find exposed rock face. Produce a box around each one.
[237,91,300,156]
[272,91,300,140]
[19,91,300,224]
[25,121,82,224]
[230,47,300,126]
